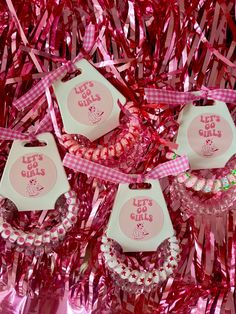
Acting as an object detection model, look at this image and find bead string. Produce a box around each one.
[0,191,79,249]
[166,152,236,194]
[62,102,140,162]
[100,233,181,291]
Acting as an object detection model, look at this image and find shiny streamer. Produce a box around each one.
[0,0,236,313]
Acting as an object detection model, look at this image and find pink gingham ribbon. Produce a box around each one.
[0,128,34,141]
[0,113,53,141]
[13,24,96,111]
[145,88,236,105]
[63,153,189,183]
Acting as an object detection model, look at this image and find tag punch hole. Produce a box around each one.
[193,99,215,106]
[23,140,47,147]
[61,68,82,83]
[128,183,152,190]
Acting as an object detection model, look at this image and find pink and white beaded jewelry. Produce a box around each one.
[62,102,140,162]
[166,152,236,194]
[100,233,181,292]
[0,191,79,252]
[170,178,236,216]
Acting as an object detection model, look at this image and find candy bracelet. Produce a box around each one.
[0,191,79,252]
[166,152,236,194]
[170,179,236,216]
[62,102,140,162]
[100,233,181,292]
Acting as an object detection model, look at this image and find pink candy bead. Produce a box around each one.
[185,175,198,188]
[193,178,206,191]
[203,179,214,193]
[177,173,189,183]
[212,179,222,193]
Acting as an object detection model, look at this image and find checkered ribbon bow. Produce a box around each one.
[63,153,189,183]
[13,24,96,111]
[145,88,236,105]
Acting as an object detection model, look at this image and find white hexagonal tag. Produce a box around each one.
[176,101,236,170]
[53,59,126,141]
[0,133,70,211]
[107,180,174,252]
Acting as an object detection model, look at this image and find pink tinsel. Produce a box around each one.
[0,0,236,313]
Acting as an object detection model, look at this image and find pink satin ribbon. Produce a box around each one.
[145,88,236,105]
[63,153,189,183]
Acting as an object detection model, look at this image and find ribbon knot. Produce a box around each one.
[199,90,209,99]
[132,174,146,184]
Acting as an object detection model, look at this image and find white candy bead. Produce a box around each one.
[101,235,108,244]
[144,273,154,286]
[25,234,35,246]
[68,205,79,214]
[57,224,66,237]
[159,268,167,281]
[2,222,10,230]
[107,258,118,269]
[66,197,78,205]
[168,236,178,244]
[120,267,131,279]
[167,256,178,268]
[50,227,59,242]
[17,234,26,245]
[152,270,160,284]
[100,244,110,253]
[43,231,51,244]
[66,212,77,224]
[164,261,173,275]
[136,272,146,286]
[114,263,126,275]
[128,270,139,283]
[103,252,114,262]
[34,234,43,246]
[170,243,180,251]
[9,230,20,243]
[1,228,12,239]
[65,191,76,199]
[62,218,72,230]
[171,250,181,259]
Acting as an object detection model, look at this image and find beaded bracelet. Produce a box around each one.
[100,233,181,292]
[0,191,79,251]
[62,102,140,162]
[166,152,236,194]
